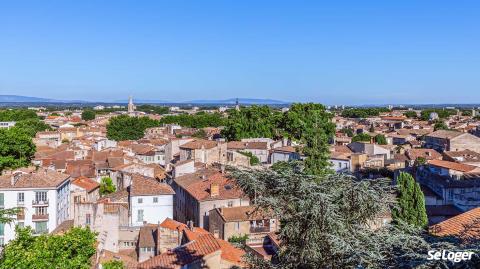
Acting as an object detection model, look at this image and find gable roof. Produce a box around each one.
[0,170,70,189]
[71,176,99,192]
[130,174,175,196]
[227,141,268,150]
[405,149,442,161]
[179,139,218,150]
[426,130,463,139]
[214,206,273,222]
[428,159,479,173]
[138,234,221,269]
[430,207,480,239]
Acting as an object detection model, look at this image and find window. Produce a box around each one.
[0,193,4,208]
[35,191,47,202]
[35,207,48,215]
[17,193,24,204]
[86,214,91,225]
[227,201,233,207]
[0,223,4,236]
[35,221,48,234]
[138,198,143,204]
[137,210,144,222]
[235,222,240,231]
[153,197,158,203]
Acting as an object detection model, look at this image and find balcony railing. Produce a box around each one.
[249,226,271,234]
[32,214,49,221]
[32,200,49,206]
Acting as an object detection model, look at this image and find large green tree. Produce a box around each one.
[229,163,479,269]
[375,134,387,145]
[159,112,225,128]
[392,172,428,228]
[0,227,96,269]
[352,133,372,142]
[221,105,282,140]
[0,109,38,121]
[106,115,159,141]
[81,109,96,121]
[281,103,335,175]
[13,119,51,137]
[0,128,36,172]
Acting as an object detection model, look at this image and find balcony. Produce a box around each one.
[32,214,49,221]
[32,200,49,207]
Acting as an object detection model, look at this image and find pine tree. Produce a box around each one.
[392,172,428,227]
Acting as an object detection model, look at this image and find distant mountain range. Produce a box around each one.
[0,95,89,103]
[1,95,289,105]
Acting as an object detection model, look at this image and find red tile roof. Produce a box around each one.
[430,207,480,239]
[428,159,479,173]
[71,176,99,192]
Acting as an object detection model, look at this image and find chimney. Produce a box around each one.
[11,172,21,186]
[187,220,194,231]
[210,183,219,197]
[426,151,431,157]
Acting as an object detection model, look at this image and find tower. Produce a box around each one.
[235,98,240,111]
[128,96,135,114]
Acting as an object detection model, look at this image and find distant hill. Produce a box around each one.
[0,95,89,103]
[185,98,289,105]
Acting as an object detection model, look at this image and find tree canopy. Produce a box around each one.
[159,112,225,128]
[81,109,96,121]
[352,133,372,142]
[229,163,480,269]
[100,177,116,196]
[340,108,390,118]
[0,109,38,121]
[0,227,97,269]
[404,111,418,118]
[221,106,282,140]
[13,119,51,137]
[420,109,457,121]
[106,115,159,141]
[375,134,387,145]
[0,128,36,172]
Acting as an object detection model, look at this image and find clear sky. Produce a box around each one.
[1,1,480,105]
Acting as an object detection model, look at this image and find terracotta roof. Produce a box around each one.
[430,207,480,238]
[443,150,480,163]
[174,168,245,202]
[426,130,463,139]
[138,225,157,248]
[179,139,218,150]
[215,206,273,222]
[138,234,221,269]
[98,249,138,269]
[428,159,478,173]
[160,218,188,231]
[217,238,246,265]
[330,151,351,161]
[51,220,74,234]
[0,170,70,189]
[405,149,442,161]
[381,116,406,121]
[271,146,298,154]
[227,141,268,150]
[65,160,96,178]
[71,176,99,193]
[331,145,353,153]
[130,174,175,196]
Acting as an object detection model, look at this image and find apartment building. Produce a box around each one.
[0,170,70,245]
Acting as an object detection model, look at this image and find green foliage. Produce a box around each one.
[102,260,125,269]
[159,113,225,128]
[420,109,457,121]
[136,104,169,115]
[0,128,36,172]
[392,172,428,228]
[461,110,472,116]
[340,128,354,137]
[221,106,282,140]
[100,177,116,195]
[340,107,389,118]
[433,121,449,131]
[0,226,97,269]
[281,103,335,175]
[106,115,159,141]
[403,111,417,118]
[229,164,480,269]
[0,109,38,121]
[352,133,371,142]
[375,134,387,145]
[192,129,207,138]
[13,119,51,137]
[228,234,249,245]
[81,110,96,121]
[0,207,21,224]
[239,151,260,165]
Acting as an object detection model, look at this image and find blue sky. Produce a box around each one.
[1,1,480,105]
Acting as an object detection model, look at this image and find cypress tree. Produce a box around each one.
[393,172,428,227]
